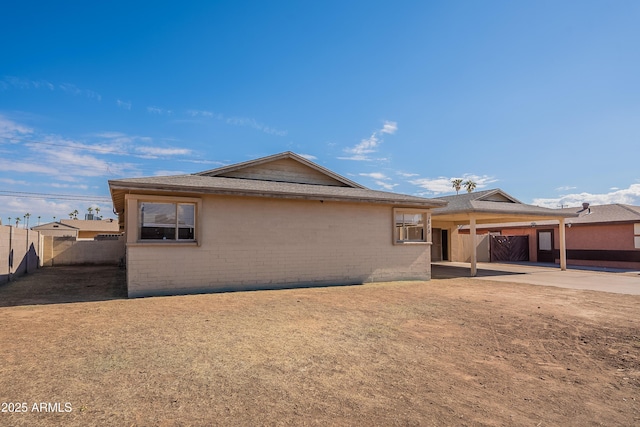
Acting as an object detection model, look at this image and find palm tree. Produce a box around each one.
[72,209,79,219]
[88,206,93,215]
[95,207,101,218]
[37,216,41,226]
[69,212,74,219]
[15,217,20,227]
[451,178,464,195]
[53,216,56,222]
[464,180,477,193]
[24,213,31,229]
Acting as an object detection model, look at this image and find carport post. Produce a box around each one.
[559,218,567,271]
[470,215,477,277]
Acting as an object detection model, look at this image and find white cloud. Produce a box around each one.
[186,109,218,118]
[116,99,132,110]
[375,180,398,191]
[147,106,172,115]
[0,115,33,138]
[0,178,29,185]
[410,174,498,195]
[555,185,577,192]
[298,153,317,160]
[397,171,419,178]
[359,172,388,180]
[225,116,288,136]
[340,120,397,161]
[135,146,192,157]
[58,83,101,101]
[381,121,398,135]
[532,184,640,208]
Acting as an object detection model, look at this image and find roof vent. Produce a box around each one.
[582,202,590,210]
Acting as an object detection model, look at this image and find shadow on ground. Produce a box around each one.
[432,264,525,279]
[0,265,127,307]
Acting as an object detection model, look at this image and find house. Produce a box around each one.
[109,152,448,297]
[58,219,120,239]
[33,219,120,239]
[465,202,640,270]
[431,189,578,275]
[32,221,79,238]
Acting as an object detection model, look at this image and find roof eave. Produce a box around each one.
[108,182,445,208]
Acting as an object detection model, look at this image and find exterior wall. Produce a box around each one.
[0,226,40,284]
[41,236,126,266]
[453,231,490,263]
[126,195,432,297]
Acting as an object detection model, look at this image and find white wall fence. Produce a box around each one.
[1,226,125,284]
[41,235,125,267]
[0,226,40,284]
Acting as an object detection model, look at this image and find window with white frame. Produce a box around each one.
[634,223,640,249]
[394,210,428,243]
[139,202,195,241]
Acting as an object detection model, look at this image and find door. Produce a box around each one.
[441,229,449,261]
[537,230,554,263]
[431,228,442,261]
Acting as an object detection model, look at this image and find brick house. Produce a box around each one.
[109,152,447,297]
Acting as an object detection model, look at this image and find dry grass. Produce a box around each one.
[0,266,639,426]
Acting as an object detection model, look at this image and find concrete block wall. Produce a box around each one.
[126,195,431,297]
[41,235,125,266]
[0,226,40,284]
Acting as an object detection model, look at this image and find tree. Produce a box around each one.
[15,217,20,227]
[24,213,31,229]
[37,215,41,226]
[95,207,101,218]
[69,212,74,219]
[464,180,477,193]
[88,206,93,215]
[451,178,464,195]
[72,209,79,219]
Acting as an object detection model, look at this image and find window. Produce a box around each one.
[139,202,195,241]
[635,223,640,249]
[394,210,429,243]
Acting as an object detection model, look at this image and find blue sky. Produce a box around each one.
[1,1,639,224]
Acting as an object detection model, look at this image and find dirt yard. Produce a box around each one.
[0,266,638,426]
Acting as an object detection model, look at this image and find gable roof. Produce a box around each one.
[109,152,448,215]
[432,188,578,225]
[196,152,365,188]
[560,203,640,224]
[32,221,79,231]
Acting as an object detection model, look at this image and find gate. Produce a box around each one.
[490,235,529,262]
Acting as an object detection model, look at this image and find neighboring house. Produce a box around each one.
[58,219,120,239]
[32,221,79,238]
[109,152,447,297]
[431,189,577,274]
[467,202,640,270]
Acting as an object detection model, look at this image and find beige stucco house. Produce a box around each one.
[109,152,447,297]
[33,219,120,239]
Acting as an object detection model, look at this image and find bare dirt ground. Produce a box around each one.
[0,266,638,426]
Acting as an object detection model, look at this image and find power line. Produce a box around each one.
[0,190,111,202]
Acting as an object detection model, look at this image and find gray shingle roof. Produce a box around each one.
[433,189,573,218]
[109,174,448,209]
